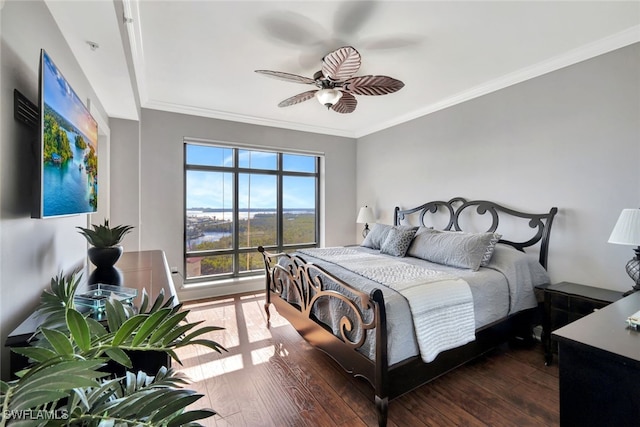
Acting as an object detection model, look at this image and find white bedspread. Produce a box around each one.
[298,248,476,363]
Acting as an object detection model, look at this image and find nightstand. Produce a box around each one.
[536,282,624,365]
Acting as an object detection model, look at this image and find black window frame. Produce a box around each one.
[183,141,320,283]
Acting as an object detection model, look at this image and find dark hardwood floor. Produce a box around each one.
[175,293,559,427]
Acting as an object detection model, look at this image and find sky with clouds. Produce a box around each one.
[186,146,316,210]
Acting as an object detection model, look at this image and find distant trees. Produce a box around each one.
[43,110,73,163]
[192,213,315,276]
[85,144,97,176]
[75,134,87,149]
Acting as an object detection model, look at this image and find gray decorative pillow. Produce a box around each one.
[361,224,393,249]
[406,229,501,271]
[380,227,418,257]
[480,233,502,266]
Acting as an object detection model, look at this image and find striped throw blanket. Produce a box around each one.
[299,248,475,363]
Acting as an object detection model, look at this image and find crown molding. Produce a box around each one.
[355,25,640,138]
[143,99,357,138]
[125,2,638,141]
[122,0,147,107]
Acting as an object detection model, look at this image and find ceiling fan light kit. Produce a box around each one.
[315,88,343,109]
[256,46,404,113]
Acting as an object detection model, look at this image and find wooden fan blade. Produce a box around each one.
[278,90,318,107]
[321,46,361,81]
[255,70,316,85]
[342,75,405,96]
[331,92,357,114]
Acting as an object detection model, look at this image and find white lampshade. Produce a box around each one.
[356,206,376,224]
[315,88,343,108]
[608,209,640,245]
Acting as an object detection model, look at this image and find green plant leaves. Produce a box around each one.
[149,391,204,423]
[168,409,218,427]
[40,328,73,356]
[2,269,224,427]
[8,359,107,411]
[76,219,134,248]
[66,308,91,351]
[104,347,132,368]
[10,346,57,363]
[147,311,189,346]
[111,315,146,346]
[104,298,133,333]
[131,308,172,347]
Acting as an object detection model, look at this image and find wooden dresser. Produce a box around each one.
[552,291,640,426]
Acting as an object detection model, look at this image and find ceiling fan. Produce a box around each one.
[255,46,404,114]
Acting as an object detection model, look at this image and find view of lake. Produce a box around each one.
[43,132,93,217]
[187,231,231,250]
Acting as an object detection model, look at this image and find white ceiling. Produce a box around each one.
[46,1,640,138]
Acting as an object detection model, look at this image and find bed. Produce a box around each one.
[258,197,558,426]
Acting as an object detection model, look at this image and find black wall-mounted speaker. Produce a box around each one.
[14,89,39,128]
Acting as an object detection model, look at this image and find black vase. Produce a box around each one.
[88,266,123,286]
[88,246,123,269]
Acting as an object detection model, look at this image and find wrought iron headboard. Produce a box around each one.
[394,197,558,269]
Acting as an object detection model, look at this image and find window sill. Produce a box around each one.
[176,274,264,302]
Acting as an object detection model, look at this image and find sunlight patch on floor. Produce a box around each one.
[181,353,244,381]
[251,345,274,365]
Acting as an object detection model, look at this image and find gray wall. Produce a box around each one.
[357,43,640,291]
[110,118,141,250]
[0,0,110,380]
[110,109,357,300]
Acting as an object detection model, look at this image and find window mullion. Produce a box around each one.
[315,156,320,246]
[277,153,284,251]
[233,149,240,276]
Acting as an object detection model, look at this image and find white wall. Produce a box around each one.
[357,43,640,292]
[109,109,356,300]
[0,0,110,380]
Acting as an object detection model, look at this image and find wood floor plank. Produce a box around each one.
[175,293,560,426]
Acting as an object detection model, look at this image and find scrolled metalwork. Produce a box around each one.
[394,198,558,268]
[258,247,378,352]
[303,264,377,350]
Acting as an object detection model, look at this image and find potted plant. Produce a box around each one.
[0,271,225,426]
[77,219,134,269]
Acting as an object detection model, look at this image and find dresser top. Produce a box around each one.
[552,291,640,364]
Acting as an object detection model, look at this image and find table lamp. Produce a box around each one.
[356,206,376,238]
[608,208,640,296]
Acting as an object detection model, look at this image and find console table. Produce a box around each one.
[552,291,640,426]
[5,250,178,377]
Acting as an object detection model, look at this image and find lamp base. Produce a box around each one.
[362,223,370,238]
[624,249,640,297]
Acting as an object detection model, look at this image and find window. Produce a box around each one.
[184,143,320,282]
